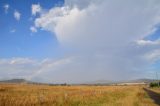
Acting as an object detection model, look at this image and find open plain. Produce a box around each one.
[0,84,159,106]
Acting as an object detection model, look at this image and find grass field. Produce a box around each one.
[0,84,159,106]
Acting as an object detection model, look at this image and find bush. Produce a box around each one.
[149,82,160,87]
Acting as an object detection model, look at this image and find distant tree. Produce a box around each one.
[149,82,160,87]
[61,83,67,86]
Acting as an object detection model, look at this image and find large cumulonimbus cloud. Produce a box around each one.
[31,0,160,83]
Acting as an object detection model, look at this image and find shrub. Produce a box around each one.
[149,82,160,87]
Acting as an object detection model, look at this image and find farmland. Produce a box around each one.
[0,84,159,106]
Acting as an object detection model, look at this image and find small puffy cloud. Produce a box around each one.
[14,10,21,21]
[30,26,37,33]
[31,4,42,16]
[3,4,9,14]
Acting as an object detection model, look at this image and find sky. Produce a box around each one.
[0,0,160,83]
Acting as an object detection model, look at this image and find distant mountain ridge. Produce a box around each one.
[122,79,156,83]
[82,78,156,85]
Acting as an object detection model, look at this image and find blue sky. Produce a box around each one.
[145,28,160,41]
[0,0,64,59]
[0,0,160,83]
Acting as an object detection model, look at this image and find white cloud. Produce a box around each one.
[35,0,160,47]
[0,58,38,81]
[136,39,160,46]
[0,57,74,83]
[30,26,37,33]
[35,6,70,32]
[9,58,35,65]
[3,4,9,14]
[31,4,42,16]
[14,10,21,21]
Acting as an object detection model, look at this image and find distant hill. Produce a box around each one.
[0,79,51,85]
[0,79,67,86]
[0,79,29,84]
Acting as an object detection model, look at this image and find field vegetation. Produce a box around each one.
[0,84,159,106]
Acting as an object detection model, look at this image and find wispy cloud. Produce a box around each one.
[0,57,73,83]
[10,29,16,33]
[14,10,21,21]
[144,50,160,62]
[3,4,9,14]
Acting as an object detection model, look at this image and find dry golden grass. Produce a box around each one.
[0,84,159,106]
[150,87,160,93]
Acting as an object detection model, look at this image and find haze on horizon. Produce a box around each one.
[0,0,160,83]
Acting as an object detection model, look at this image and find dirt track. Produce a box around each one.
[144,88,160,105]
